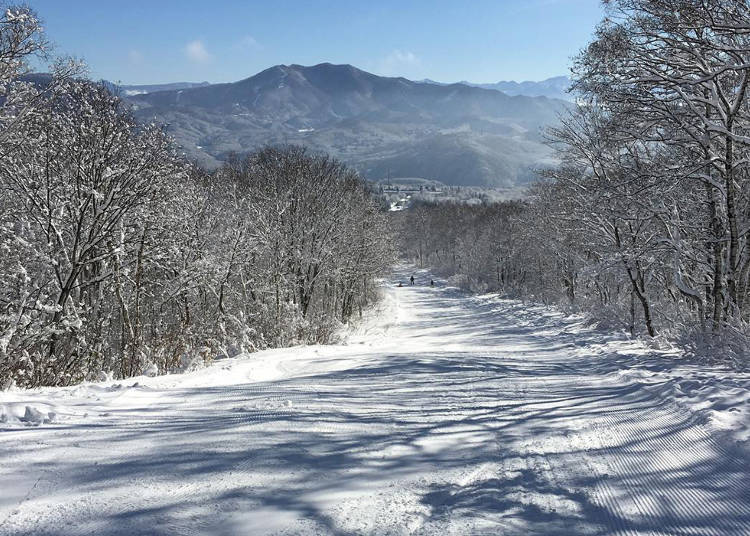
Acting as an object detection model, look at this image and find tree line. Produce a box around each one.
[0,7,393,388]
[399,0,750,367]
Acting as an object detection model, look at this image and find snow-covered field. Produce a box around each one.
[1,269,749,535]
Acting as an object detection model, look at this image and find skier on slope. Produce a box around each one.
[410,275,415,285]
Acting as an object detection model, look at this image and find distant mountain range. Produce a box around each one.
[120,76,573,101]
[471,76,573,101]
[418,76,574,101]
[125,63,568,187]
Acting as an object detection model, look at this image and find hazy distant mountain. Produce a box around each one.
[20,75,212,97]
[470,76,573,101]
[109,81,211,96]
[420,76,574,101]
[415,78,451,86]
[127,63,568,186]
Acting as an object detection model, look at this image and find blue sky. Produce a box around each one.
[27,0,604,85]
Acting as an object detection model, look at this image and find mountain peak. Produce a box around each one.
[126,63,567,186]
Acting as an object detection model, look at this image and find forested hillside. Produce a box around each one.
[0,8,393,388]
[398,0,750,367]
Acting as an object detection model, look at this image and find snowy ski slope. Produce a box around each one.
[1,269,749,535]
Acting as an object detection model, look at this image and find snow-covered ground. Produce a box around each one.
[1,269,749,535]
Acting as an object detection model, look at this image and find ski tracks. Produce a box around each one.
[1,278,748,535]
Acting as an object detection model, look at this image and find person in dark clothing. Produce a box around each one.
[430,279,434,287]
[410,275,415,285]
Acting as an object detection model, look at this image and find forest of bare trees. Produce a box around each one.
[399,0,750,367]
[5,0,750,388]
[0,7,393,388]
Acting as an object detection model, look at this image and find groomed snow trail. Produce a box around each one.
[1,270,749,535]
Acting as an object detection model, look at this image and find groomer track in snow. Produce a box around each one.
[1,270,749,535]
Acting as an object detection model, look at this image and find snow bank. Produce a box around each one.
[0,403,57,425]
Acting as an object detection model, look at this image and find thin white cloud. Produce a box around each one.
[236,35,262,51]
[377,49,421,77]
[185,40,212,63]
